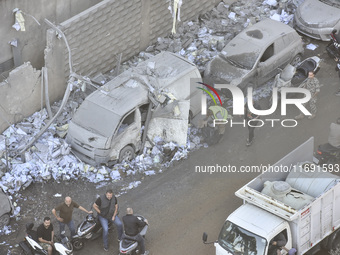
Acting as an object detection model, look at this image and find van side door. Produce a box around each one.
[110,108,141,161]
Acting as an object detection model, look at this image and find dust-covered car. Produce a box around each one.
[204,18,304,90]
[294,0,340,41]
[66,52,202,166]
[0,188,13,229]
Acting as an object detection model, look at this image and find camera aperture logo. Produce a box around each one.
[196,82,229,125]
[197,82,313,128]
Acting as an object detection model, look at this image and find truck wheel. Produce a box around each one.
[119,145,135,163]
[332,232,340,251]
[321,236,329,251]
[0,214,10,228]
[291,54,302,67]
[72,239,85,250]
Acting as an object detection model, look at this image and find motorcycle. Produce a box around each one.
[71,213,112,251]
[315,143,340,165]
[326,30,340,60]
[291,56,321,87]
[19,222,73,255]
[271,56,321,101]
[119,215,148,255]
[273,56,321,89]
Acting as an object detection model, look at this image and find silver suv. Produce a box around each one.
[204,19,304,89]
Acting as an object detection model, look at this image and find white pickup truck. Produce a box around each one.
[203,137,340,255]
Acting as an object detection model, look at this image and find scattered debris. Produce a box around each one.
[118,0,299,76]
[12,9,25,31]
[1,0,304,245]
[1,0,302,194]
[306,43,318,51]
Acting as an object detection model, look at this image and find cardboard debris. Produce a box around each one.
[1,0,298,194]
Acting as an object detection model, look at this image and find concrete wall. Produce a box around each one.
[45,0,220,101]
[0,0,220,133]
[0,63,41,132]
[0,0,101,75]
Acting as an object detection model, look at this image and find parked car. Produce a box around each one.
[204,18,304,90]
[0,188,13,229]
[294,0,340,41]
[66,52,202,166]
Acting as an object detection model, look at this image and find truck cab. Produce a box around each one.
[215,204,292,255]
[203,138,340,255]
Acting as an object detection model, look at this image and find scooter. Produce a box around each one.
[271,56,321,102]
[291,56,321,87]
[315,143,340,165]
[19,222,73,255]
[326,30,340,60]
[119,215,148,255]
[71,213,112,251]
[273,56,321,89]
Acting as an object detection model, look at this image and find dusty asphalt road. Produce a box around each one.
[71,40,340,255]
[3,39,340,255]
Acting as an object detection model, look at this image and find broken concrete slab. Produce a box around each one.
[0,62,41,134]
[147,101,190,146]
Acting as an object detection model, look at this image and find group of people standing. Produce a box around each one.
[244,30,340,146]
[36,189,149,254]
[245,68,324,147]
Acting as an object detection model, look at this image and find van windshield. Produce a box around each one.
[72,100,121,137]
[218,221,267,255]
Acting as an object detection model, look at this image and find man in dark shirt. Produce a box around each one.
[37,217,54,255]
[93,189,123,252]
[122,208,149,255]
[52,196,92,237]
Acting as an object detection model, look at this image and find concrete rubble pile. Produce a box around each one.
[119,0,297,74]
[0,0,303,236]
[0,103,202,196]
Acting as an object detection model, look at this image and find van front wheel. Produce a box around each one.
[119,146,135,163]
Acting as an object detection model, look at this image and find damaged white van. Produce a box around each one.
[66,52,202,166]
